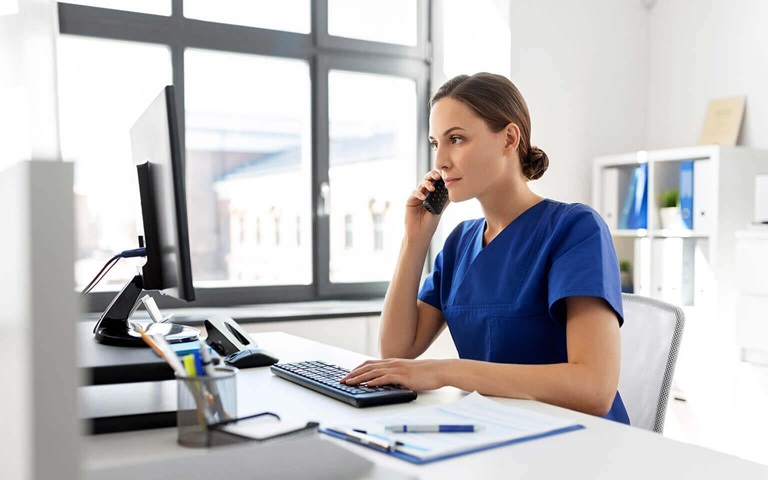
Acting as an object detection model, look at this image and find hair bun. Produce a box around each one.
[523,146,549,180]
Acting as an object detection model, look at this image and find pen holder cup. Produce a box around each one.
[176,366,238,448]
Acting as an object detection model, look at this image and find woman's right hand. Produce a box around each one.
[404,170,448,242]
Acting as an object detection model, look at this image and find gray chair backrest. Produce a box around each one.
[618,293,685,433]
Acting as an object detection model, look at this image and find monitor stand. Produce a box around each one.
[93,275,199,347]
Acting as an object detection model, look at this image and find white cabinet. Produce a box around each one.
[592,146,768,309]
[734,227,768,365]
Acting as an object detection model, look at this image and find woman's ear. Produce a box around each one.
[504,122,521,153]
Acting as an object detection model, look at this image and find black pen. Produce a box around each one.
[328,427,397,452]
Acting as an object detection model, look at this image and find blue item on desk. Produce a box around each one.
[171,340,211,358]
[224,348,279,368]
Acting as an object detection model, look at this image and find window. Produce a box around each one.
[327,70,418,283]
[184,0,310,33]
[61,0,170,15]
[184,49,312,286]
[57,0,430,308]
[328,0,417,46]
[57,36,172,291]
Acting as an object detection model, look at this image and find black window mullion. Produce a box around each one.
[313,55,331,298]
[180,20,313,59]
[58,3,177,44]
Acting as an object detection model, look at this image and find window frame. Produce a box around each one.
[58,0,432,311]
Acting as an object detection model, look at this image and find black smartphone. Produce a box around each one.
[422,178,448,215]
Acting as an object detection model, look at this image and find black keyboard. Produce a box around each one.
[270,361,417,408]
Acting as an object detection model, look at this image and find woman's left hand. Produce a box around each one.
[340,358,449,391]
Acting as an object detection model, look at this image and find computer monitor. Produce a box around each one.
[93,85,199,347]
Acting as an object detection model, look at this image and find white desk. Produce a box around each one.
[83,332,768,479]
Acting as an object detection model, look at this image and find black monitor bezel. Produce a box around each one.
[135,85,195,301]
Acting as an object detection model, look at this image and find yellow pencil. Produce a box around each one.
[136,327,167,360]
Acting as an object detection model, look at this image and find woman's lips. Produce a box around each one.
[444,178,461,188]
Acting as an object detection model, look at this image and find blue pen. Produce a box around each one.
[384,424,476,433]
[192,351,205,377]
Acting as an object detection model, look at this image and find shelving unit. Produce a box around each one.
[594,146,768,393]
[593,145,768,309]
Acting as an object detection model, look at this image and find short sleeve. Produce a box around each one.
[547,207,623,327]
[417,249,444,311]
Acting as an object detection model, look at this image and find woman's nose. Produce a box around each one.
[433,146,450,171]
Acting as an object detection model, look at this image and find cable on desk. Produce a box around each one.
[78,248,146,298]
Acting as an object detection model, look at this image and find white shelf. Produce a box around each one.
[651,229,709,238]
[612,229,648,237]
[593,145,768,309]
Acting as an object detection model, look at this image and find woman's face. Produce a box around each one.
[428,97,515,203]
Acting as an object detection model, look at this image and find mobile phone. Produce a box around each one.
[423,178,448,215]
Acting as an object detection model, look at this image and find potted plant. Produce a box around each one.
[659,188,682,229]
[619,260,633,293]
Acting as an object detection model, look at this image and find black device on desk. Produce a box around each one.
[271,361,417,408]
[90,85,199,347]
[205,315,279,368]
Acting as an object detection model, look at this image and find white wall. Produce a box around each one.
[508,0,649,204]
[430,0,648,244]
[0,0,61,167]
[646,0,768,150]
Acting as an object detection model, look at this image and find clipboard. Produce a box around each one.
[320,424,584,464]
[319,392,586,464]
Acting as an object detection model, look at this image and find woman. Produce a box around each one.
[341,73,629,423]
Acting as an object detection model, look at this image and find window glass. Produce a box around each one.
[328,71,417,283]
[328,0,417,46]
[56,36,172,290]
[184,0,310,34]
[185,49,312,286]
[59,0,170,16]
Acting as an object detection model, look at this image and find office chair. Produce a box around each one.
[618,293,685,434]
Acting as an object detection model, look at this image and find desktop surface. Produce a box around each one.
[79,321,175,385]
[82,332,768,479]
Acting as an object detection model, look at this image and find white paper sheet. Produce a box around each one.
[331,392,581,461]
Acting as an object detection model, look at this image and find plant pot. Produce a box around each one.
[620,271,633,293]
[659,207,683,229]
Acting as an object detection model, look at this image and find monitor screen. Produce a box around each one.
[129,85,195,301]
[93,85,198,346]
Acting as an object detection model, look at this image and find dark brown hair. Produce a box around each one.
[430,73,548,181]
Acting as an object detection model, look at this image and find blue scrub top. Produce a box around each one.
[418,199,630,424]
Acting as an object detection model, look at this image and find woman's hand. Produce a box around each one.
[404,170,449,243]
[340,358,449,391]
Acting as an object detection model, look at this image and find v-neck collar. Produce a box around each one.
[476,198,550,251]
[450,199,551,306]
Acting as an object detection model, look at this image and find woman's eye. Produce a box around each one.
[429,142,438,150]
[450,136,463,144]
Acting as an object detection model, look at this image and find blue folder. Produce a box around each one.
[320,424,585,464]
[679,161,694,229]
[618,167,638,229]
[627,164,648,229]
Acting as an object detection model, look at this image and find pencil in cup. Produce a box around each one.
[176,365,238,448]
[138,331,215,426]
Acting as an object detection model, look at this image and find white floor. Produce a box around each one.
[662,312,768,466]
[664,361,768,466]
